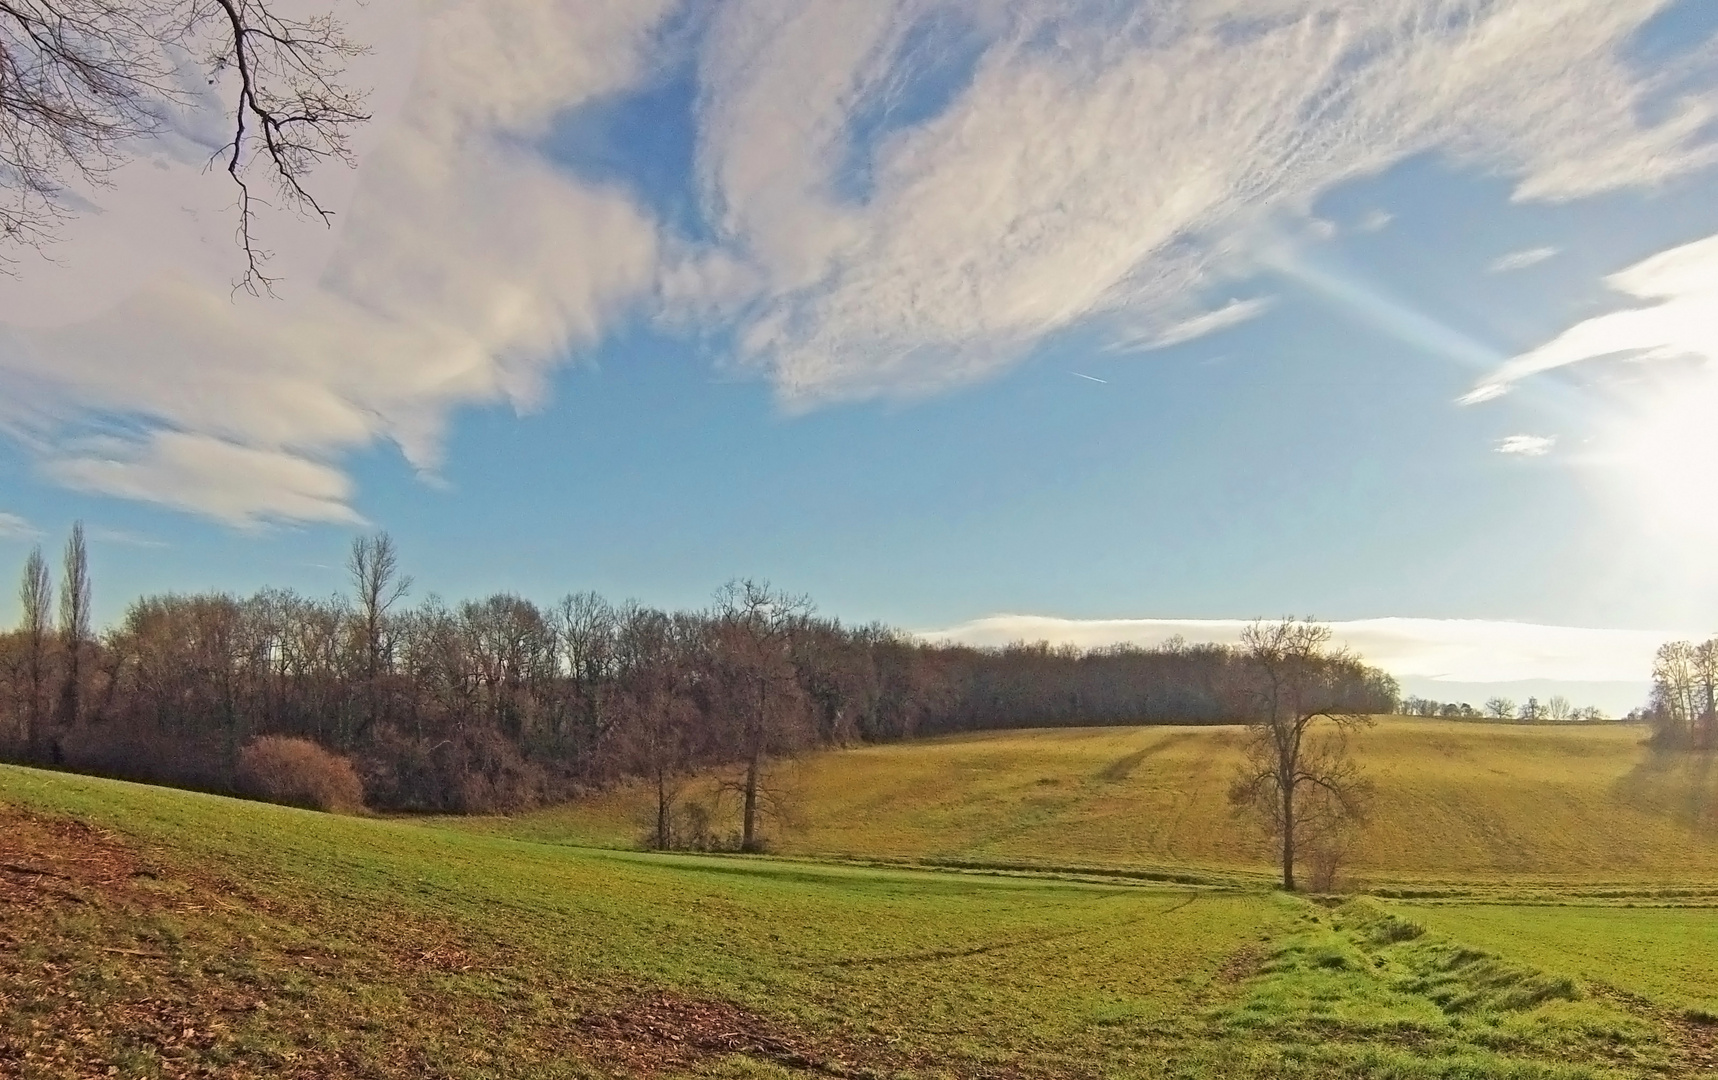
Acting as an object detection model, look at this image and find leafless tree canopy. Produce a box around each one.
[0,0,367,288]
[1646,638,1718,750]
[1228,618,1376,892]
[56,519,88,731]
[16,543,50,749]
[709,578,814,852]
[0,536,1401,820]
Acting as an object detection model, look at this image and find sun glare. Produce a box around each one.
[1597,361,1718,540]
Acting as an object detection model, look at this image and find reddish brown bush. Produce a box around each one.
[237,736,365,813]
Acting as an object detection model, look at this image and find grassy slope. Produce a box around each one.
[7,765,1715,1078]
[1386,903,1718,1015]
[459,720,1718,883]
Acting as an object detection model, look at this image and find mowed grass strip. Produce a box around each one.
[4,764,1702,1078]
[461,720,1718,884]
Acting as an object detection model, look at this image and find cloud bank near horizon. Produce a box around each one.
[918,614,1695,687]
[0,0,1714,524]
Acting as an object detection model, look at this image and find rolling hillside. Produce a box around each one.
[5,763,1718,1078]
[457,719,1718,883]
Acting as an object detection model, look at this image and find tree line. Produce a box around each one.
[1398,694,1610,723]
[1645,638,1718,750]
[0,528,1400,838]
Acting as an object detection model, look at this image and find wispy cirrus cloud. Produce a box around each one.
[45,432,365,529]
[1107,298,1276,353]
[1358,210,1395,233]
[1489,246,1560,273]
[1463,232,1718,404]
[0,0,1714,524]
[708,0,1718,405]
[1496,434,1556,456]
[88,527,168,549]
[0,512,40,540]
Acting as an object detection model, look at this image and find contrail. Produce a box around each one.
[1070,371,1108,383]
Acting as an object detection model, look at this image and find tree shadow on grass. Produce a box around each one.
[1613,749,1718,834]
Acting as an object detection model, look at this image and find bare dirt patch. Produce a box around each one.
[579,991,843,1074]
[1213,942,1269,985]
[1588,985,1718,1075]
[0,805,154,905]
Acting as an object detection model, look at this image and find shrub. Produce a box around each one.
[1370,915,1427,945]
[359,728,549,814]
[1304,836,1351,893]
[237,736,365,813]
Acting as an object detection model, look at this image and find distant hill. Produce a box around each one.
[460,718,1718,883]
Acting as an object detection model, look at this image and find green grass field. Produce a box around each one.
[6,718,1718,1077]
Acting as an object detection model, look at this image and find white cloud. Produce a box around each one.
[87,527,168,549]
[1489,246,1560,272]
[918,614,1694,685]
[1358,210,1394,232]
[707,0,1718,405]
[0,512,40,540]
[1108,298,1275,353]
[46,432,365,529]
[1495,434,1556,456]
[1463,232,1718,403]
[0,0,671,523]
[1,0,1715,521]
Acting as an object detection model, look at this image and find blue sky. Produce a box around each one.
[2,0,1717,710]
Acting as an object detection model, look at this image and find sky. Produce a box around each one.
[3,0,1718,713]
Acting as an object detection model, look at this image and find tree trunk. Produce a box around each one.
[60,642,81,733]
[655,768,671,850]
[742,752,759,852]
[1280,782,1297,891]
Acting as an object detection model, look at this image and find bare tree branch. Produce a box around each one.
[0,0,367,287]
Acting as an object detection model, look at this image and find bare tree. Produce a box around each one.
[16,544,51,750]
[1228,618,1376,892]
[55,520,89,734]
[1651,640,1701,746]
[710,579,812,853]
[554,591,619,772]
[347,530,409,744]
[615,606,698,849]
[1693,639,1718,746]
[1484,696,1515,720]
[0,0,368,288]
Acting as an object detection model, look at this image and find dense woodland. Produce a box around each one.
[0,527,1402,825]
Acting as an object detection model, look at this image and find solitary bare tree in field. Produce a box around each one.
[710,579,812,853]
[0,0,367,288]
[1229,618,1375,892]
